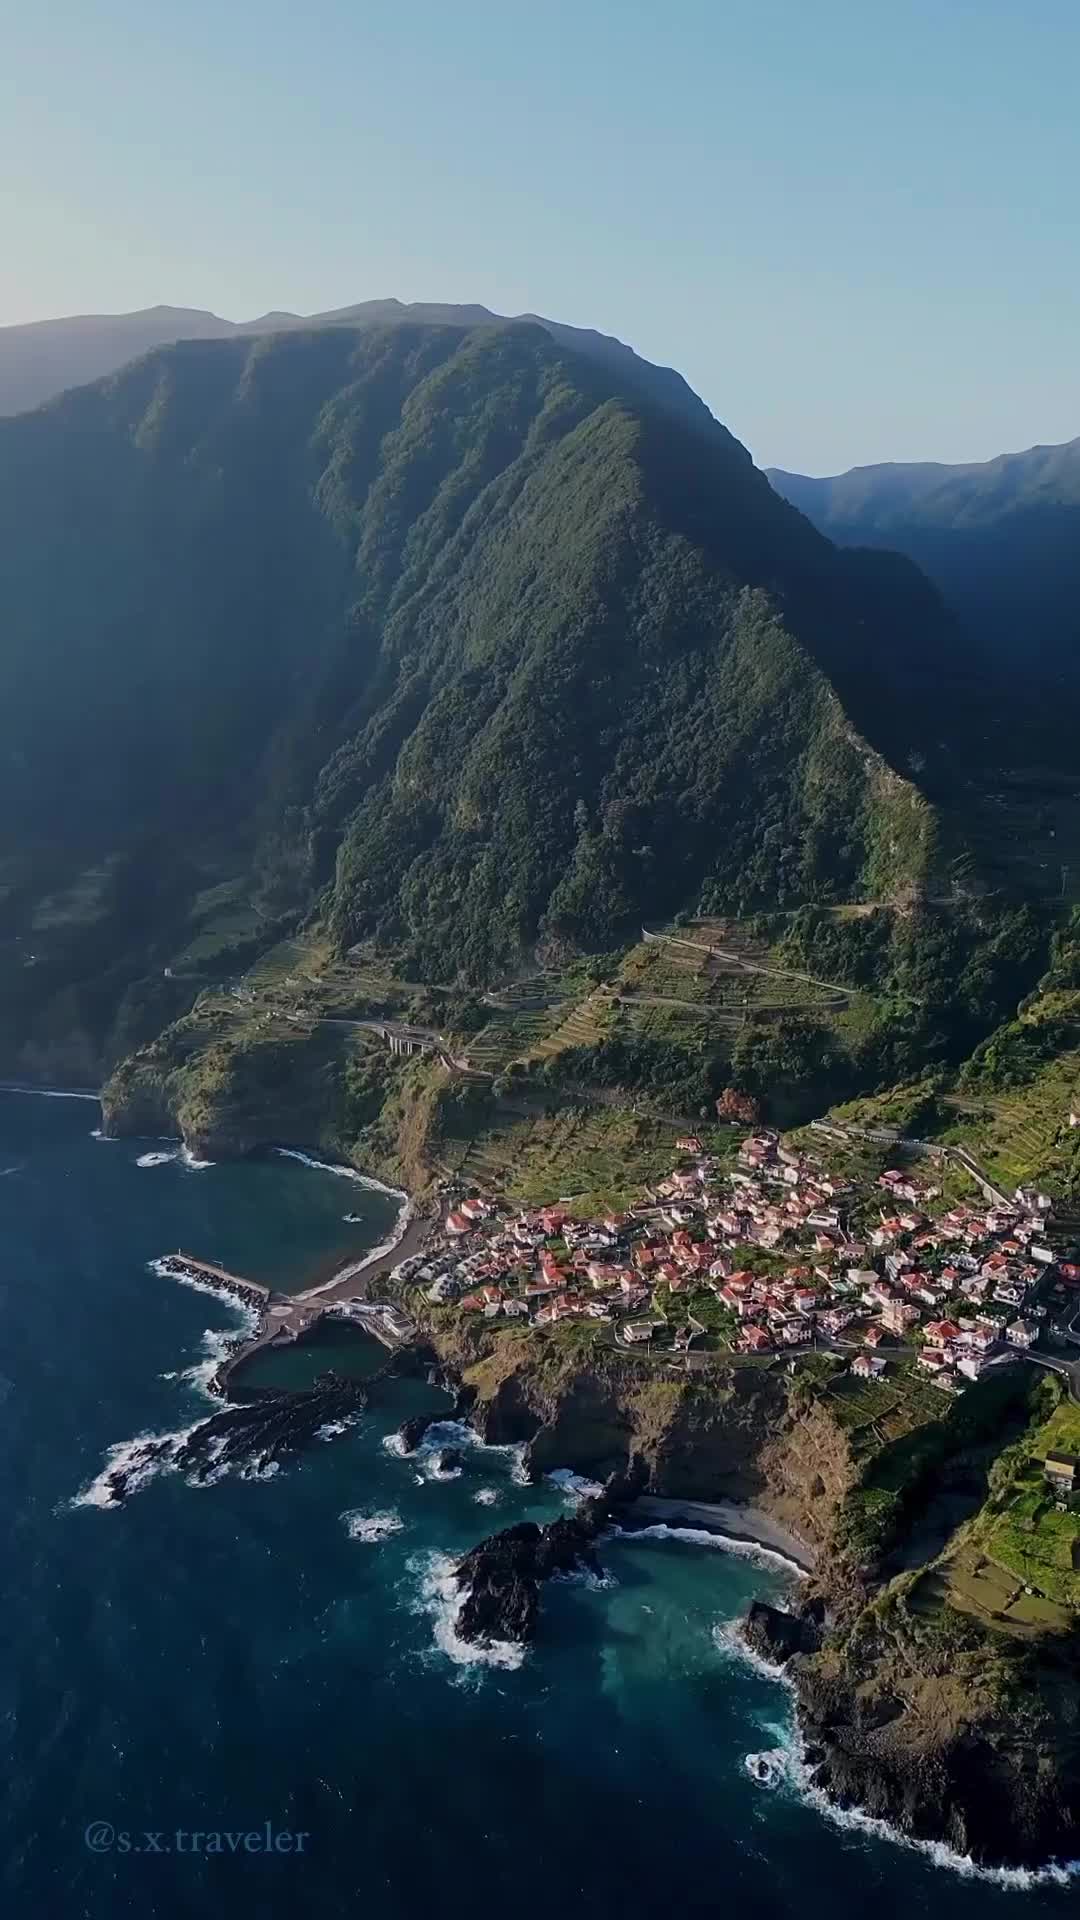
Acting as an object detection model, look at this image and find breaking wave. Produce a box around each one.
[0,1084,98,1100]
[70,1423,202,1510]
[179,1322,257,1401]
[275,1148,406,1203]
[619,1521,807,1581]
[342,1508,404,1542]
[136,1150,179,1168]
[274,1149,413,1297]
[408,1551,526,1673]
[714,1618,1080,1886]
[546,1468,604,1502]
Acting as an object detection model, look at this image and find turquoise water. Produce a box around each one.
[1,1092,1074,1918]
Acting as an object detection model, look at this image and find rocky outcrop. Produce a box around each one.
[742,1597,824,1666]
[99,1372,367,1504]
[397,1413,440,1453]
[455,1502,609,1646]
[788,1602,1080,1867]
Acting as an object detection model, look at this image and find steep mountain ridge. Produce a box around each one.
[0,316,1004,1074]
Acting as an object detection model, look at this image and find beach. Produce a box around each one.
[627,1494,818,1572]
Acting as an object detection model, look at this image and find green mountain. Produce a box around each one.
[0,316,1040,1078]
[768,439,1080,699]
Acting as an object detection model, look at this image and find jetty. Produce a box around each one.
[163,1252,271,1309]
[153,1227,424,1397]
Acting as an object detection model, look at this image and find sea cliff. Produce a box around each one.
[422,1317,1080,1871]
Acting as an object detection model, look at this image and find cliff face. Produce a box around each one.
[428,1319,858,1551]
[426,1317,1080,1869]
[791,1593,1080,1867]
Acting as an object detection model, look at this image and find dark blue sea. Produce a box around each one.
[2,1091,1075,1918]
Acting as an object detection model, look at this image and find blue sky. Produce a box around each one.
[2,0,1077,471]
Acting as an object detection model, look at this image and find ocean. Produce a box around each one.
[1,1090,1075,1919]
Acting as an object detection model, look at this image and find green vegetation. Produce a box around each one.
[0,315,996,1081]
[832,1364,1044,1568]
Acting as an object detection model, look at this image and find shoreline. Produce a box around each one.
[624,1494,817,1574]
[270,1147,422,1298]
[0,1081,101,1101]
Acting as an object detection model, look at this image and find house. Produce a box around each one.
[957,1351,992,1382]
[622,1319,664,1345]
[924,1319,962,1345]
[863,1325,886,1348]
[676,1136,703,1153]
[1006,1318,1038,1348]
[820,1307,854,1336]
[738,1326,773,1353]
[882,1298,920,1336]
[851,1353,887,1379]
[778,1318,812,1346]
[1044,1452,1080,1506]
[918,1347,949,1373]
[446,1211,472,1235]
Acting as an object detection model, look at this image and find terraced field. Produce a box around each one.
[825,1364,947,1448]
[451,1105,721,1213]
[941,1047,1080,1193]
[527,990,616,1062]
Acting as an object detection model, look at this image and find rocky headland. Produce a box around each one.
[417,1316,1080,1872]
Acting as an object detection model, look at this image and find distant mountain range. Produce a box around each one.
[768,440,1080,684]
[0,298,709,427]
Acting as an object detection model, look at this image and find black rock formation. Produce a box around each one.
[100,1372,367,1503]
[397,1412,440,1454]
[454,1499,610,1646]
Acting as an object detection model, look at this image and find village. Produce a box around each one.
[394,1128,1080,1398]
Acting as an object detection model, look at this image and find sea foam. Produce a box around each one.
[713,1616,1080,1887]
[617,1520,808,1581]
[546,1468,604,1502]
[409,1551,526,1674]
[342,1508,404,1543]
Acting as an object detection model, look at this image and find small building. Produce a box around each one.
[1006,1318,1037,1349]
[1044,1452,1080,1507]
[918,1346,949,1373]
[957,1351,992,1382]
[738,1326,773,1353]
[622,1319,664,1345]
[851,1353,886,1379]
